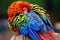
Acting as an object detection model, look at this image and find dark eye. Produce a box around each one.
[15,13,20,17]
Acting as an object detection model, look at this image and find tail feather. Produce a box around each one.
[37,31,60,40]
[47,31,59,40]
[37,32,49,40]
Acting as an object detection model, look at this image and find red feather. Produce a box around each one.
[8,1,32,33]
[12,26,19,33]
[8,1,32,22]
[37,31,60,40]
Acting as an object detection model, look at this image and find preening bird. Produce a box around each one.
[8,1,59,40]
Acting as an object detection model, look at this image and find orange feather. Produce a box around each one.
[8,1,32,22]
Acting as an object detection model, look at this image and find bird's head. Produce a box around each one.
[8,1,32,33]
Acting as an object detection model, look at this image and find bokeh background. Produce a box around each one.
[0,0,60,22]
[0,0,60,40]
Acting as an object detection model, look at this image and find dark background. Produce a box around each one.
[0,0,60,22]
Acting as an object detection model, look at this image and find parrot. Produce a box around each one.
[8,1,60,40]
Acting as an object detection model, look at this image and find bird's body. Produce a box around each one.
[8,1,59,40]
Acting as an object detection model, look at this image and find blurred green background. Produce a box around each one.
[0,0,60,22]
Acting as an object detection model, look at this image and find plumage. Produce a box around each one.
[8,1,59,40]
[31,4,54,32]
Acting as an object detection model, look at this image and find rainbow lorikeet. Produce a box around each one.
[8,1,59,40]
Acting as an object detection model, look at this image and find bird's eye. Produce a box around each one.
[20,14,23,17]
[15,13,20,17]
